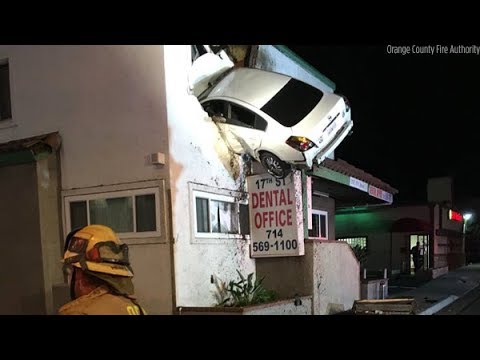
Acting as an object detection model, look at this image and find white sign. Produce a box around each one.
[307,176,312,230]
[349,177,368,192]
[247,171,305,258]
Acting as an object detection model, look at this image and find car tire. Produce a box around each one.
[260,152,291,179]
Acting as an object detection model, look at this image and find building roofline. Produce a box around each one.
[273,45,337,91]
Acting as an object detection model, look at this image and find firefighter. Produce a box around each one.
[59,224,146,315]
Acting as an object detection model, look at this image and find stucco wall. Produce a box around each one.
[311,241,360,315]
[243,296,312,315]
[0,45,173,314]
[128,243,173,314]
[0,45,170,188]
[164,45,255,307]
[256,256,312,300]
[36,153,64,314]
[0,162,45,314]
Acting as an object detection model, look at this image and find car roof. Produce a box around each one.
[200,67,292,109]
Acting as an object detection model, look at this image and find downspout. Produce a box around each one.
[389,230,393,277]
[429,204,435,269]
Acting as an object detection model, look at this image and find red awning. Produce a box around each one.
[391,217,432,233]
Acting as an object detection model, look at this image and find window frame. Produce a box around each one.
[190,182,249,243]
[308,209,328,240]
[63,180,167,245]
[337,236,368,250]
[0,59,13,122]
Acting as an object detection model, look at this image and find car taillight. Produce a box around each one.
[286,136,317,152]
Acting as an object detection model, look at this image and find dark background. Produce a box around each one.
[288,45,479,203]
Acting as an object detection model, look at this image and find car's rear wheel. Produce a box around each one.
[260,152,291,179]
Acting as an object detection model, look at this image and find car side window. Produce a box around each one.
[203,100,227,117]
[254,116,267,131]
[229,103,267,131]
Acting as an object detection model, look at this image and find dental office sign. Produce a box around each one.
[247,171,305,258]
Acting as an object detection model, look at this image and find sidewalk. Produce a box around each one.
[388,263,480,315]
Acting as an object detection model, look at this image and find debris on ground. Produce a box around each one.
[353,298,416,315]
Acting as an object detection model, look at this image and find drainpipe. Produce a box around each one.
[389,231,393,277]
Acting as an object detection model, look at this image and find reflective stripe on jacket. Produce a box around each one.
[58,286,146,315]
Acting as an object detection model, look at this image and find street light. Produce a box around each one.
[463,212,474,266]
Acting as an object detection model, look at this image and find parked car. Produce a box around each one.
[190,49,353,179]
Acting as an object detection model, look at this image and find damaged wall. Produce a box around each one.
[164,45,255,307]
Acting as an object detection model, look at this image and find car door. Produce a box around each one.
[203,100,266,156]
[224,103,266,156]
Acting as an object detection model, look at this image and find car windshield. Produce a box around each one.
[260,79,324,127]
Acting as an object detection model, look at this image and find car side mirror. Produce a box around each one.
[212,114,226,123]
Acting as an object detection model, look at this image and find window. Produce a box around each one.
[64,187,160,238]
[260,79,323,127]
[230,103,256,127]
[203,100,227,117]
[202,100,267,131]
[230,104,267,131]
[338,236,367,249]
[0,60,12,120]
[192,189,248,239]
[308,210,328,239]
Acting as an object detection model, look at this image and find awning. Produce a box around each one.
[307,158,398,208]
[391,218,432,233]
[0,132,61,167]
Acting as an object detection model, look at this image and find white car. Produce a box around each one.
[193,53,353,179]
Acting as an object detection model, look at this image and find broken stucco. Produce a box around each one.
[164,45,255,307]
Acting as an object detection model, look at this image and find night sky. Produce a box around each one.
[288,45,480,203]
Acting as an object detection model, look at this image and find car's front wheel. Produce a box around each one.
[260,152,291,179]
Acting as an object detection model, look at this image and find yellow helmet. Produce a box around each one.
[63,225,133,277]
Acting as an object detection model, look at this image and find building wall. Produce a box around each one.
[440,206,465,269]
[36,153,64,314]
[256,256,311,300]
[312,195,335,240]
[164,45,255,307]
[336,205,430,273]
[0,45,173,314]
[311,241,360,314]
[0,45,170,188]
[0,162,45,314]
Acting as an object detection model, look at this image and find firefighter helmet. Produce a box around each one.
[63,225,133,277]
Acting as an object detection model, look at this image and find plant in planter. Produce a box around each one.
[214,270,277,307]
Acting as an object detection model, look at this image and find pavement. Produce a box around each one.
[388,263,480,315]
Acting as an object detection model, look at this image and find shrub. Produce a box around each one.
[214,270,277,307]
